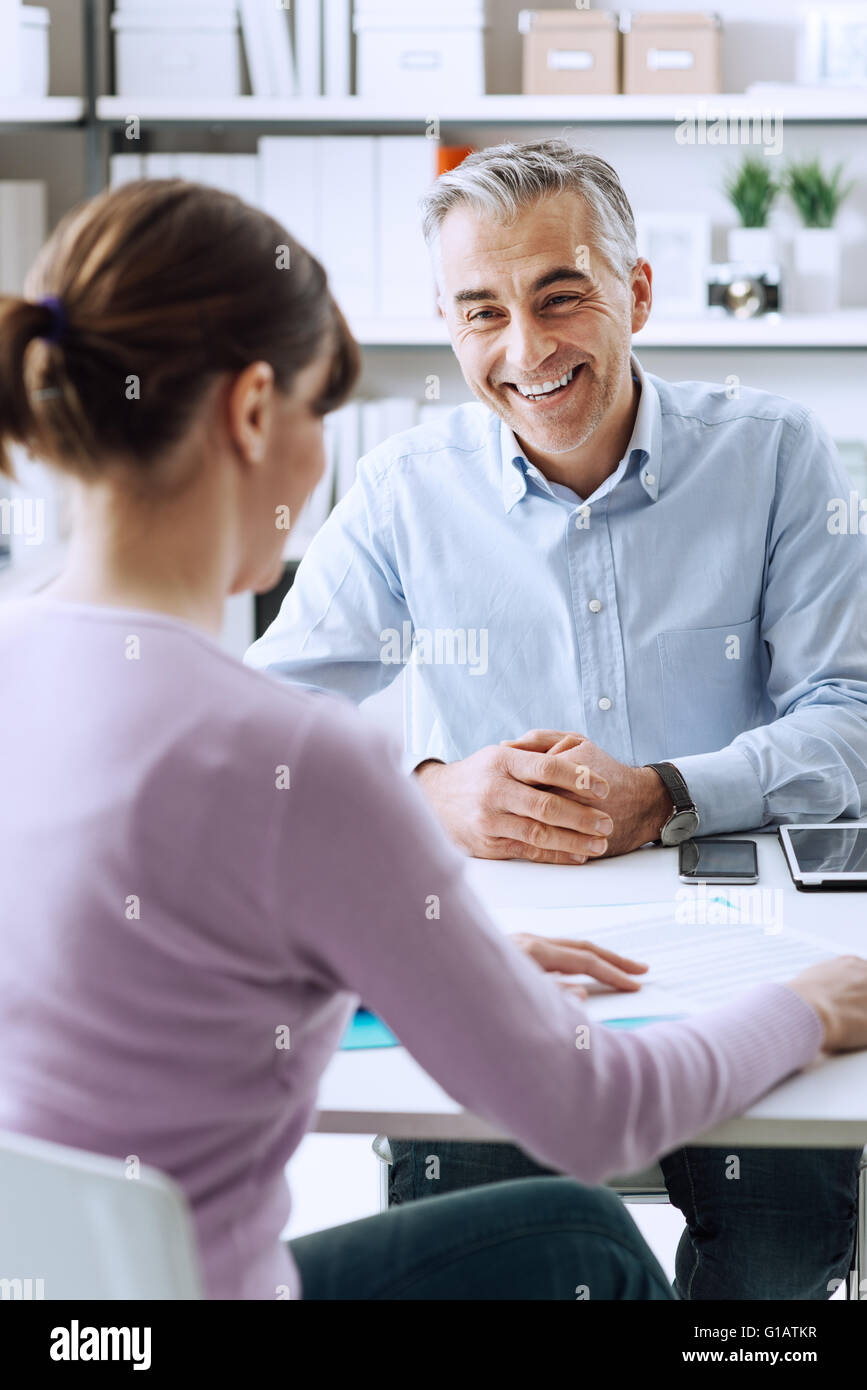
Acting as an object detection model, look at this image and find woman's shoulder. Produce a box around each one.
[190,637,403,794]
[0,595,403,800]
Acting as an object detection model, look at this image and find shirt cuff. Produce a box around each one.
[403,753,444,778]
[669,744,766,836]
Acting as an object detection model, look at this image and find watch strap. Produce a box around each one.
[646,761,696,814]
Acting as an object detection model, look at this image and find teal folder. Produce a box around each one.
[602,1014,687,1029]
[340,1008,399,1050]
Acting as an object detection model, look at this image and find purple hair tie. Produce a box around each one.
[37,294,66,344]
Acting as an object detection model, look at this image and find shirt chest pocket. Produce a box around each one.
[657,615,767,757]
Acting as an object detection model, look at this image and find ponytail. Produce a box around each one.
[0,180,360,486]
[0,296,60,477]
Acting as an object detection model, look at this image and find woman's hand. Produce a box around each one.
[510,933,648,998]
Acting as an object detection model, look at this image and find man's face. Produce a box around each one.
[437,192,648,457]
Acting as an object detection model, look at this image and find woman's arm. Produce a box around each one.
[275,703,822,1186]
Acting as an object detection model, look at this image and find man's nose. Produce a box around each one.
[502,312,560,375]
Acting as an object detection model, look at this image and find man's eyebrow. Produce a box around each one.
[453,266,594,305]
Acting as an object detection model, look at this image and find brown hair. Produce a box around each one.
[0,179,360,480]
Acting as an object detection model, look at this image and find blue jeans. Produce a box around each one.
[387,1141,861,1300]
[290,1176,674,1299]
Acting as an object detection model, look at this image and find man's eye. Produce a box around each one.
[467,309,498,322]
[546,295,581,308]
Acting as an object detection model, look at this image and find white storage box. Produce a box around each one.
[17,6,50,99]
[354,0,488,102]
[111,2,242,101]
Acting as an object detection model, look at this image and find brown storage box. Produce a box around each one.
[520,10,619,96]
[623,12,721,95]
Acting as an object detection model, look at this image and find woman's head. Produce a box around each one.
[0,179,360,594]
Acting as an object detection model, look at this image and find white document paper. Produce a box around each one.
[377,137,436,319]
[257,136,320,254]
[324,0,351,98]
[0,181,46,294]
[262,0,296,98]
[238,0,273,96]
[490,905,836,1015]
[318,137,377,318]
[294,0,322,98]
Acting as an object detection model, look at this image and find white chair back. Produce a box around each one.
[0,1129,203,1300]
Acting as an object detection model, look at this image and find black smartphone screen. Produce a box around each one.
[679,838,758,879]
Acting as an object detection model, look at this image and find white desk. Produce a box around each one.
[314,834,867,1151]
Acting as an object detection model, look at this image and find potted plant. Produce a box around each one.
[723,156,779,266]
[785,158,853,313]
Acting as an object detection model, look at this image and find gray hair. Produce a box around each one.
[420,139,638,284]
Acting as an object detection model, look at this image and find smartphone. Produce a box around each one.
[678,837,759,885]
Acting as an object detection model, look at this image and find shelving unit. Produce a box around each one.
[351,310,867,350]
[0,98,85,126]
[90,80,867,363]
[2,1,867,626]
[94,90,867,129]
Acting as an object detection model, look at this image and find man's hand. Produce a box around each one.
[414,743,614,864]
[415,728,672,863]
[511,932,648,998]
[504,730,673,858]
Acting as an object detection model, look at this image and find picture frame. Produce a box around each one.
[634,211,712,318]
[798,5,867,86]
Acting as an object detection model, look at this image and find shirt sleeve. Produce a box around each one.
[672,410,867,834]
[271,701,823,1188]
[245,450,409,706]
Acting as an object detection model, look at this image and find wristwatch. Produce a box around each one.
[645,761,700,846]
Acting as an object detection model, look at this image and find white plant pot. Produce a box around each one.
[792,227,841,314]
[727,226,776,267]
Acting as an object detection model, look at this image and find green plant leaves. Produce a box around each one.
[723,156,779,229]
[784,159,854,229]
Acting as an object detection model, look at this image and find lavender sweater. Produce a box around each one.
[0,599,822,1298]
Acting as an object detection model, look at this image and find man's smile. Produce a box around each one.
[499,361,586,408]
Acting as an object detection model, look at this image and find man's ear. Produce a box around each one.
[227,361,274,467]
[630,260,652,333]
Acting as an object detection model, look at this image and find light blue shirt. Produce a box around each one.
[246,355,867,834]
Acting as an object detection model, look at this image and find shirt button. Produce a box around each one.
[588,599,602,613]
[644,471,656,486]
[598,696,612,711]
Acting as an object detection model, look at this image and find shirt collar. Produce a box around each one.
[498,352,662,512]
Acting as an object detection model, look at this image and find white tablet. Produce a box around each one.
[778,823,867,891]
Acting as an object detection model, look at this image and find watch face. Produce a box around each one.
[662,810,700,845]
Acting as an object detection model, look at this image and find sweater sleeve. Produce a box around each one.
[274,702,823,1185]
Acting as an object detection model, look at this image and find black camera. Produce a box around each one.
[707,264,781,317]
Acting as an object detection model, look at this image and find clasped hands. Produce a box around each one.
[415,727,673,865]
